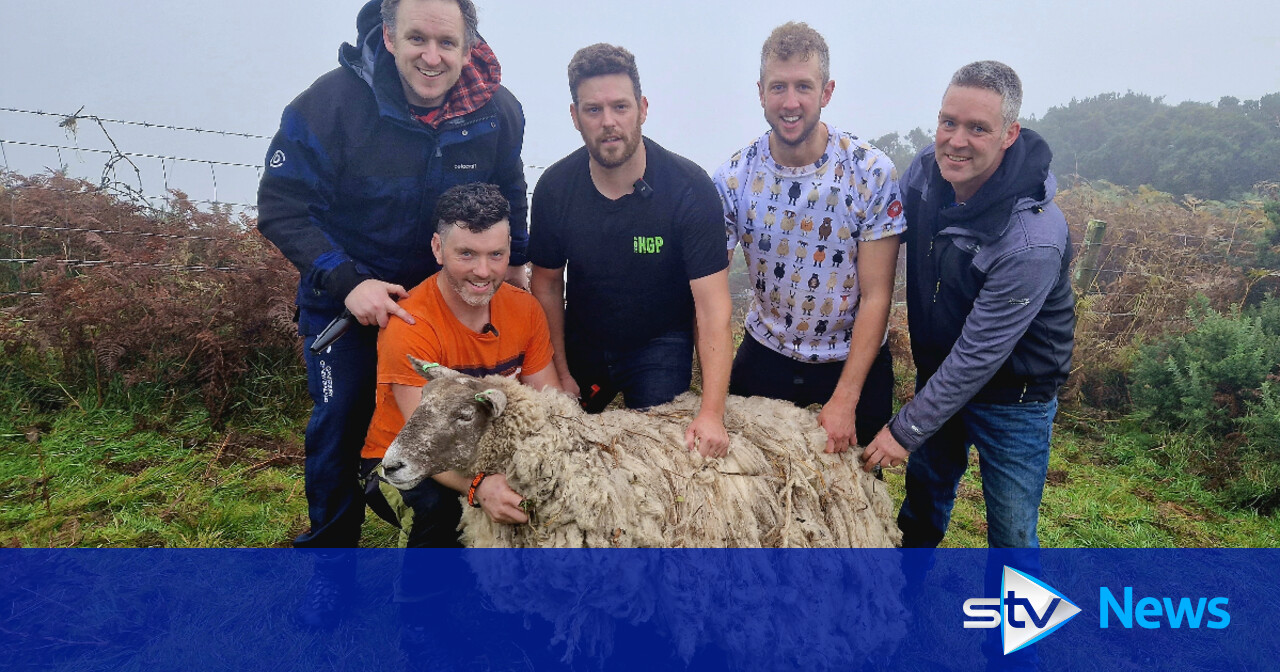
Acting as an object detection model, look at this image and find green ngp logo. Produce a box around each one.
[634,236,664,254]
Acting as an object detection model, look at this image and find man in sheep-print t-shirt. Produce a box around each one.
[714,22,906,455]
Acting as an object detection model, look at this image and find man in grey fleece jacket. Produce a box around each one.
[861,61,1075,549]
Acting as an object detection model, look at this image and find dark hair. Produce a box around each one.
[434,183,510,235]
[948,60,1023,130]
[567,43,642,105]
[381,0,478,49]
[760,22,829,84]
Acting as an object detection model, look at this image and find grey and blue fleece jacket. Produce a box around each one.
[890,129,1075,451]
[257,0,527,335]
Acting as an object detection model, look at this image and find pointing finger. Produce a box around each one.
[390,302,415,326]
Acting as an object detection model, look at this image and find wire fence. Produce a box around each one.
[0,106,571,311]
[1,105,549,216]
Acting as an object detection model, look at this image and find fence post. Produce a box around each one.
[1073,219,1108,295]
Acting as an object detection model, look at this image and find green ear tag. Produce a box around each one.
[419,361,441,375]
[475,392,489,404]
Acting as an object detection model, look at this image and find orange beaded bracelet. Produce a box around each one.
[467,472,487,508]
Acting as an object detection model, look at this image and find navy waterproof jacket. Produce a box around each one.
[257,0,528,335]
[889,130,1075,451]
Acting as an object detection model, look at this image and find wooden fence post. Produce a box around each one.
[1073,219,1108,295]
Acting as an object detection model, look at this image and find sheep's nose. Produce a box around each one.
[381,458,404,476]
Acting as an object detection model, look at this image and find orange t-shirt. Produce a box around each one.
[361,274,554,459]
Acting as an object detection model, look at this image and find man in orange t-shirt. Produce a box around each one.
[362,183,559,548]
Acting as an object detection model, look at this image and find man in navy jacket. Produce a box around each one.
[861,61,1074,550]
[257,0,528,627]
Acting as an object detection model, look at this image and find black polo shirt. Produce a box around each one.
[529,137,728,352]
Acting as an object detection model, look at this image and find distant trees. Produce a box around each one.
[1031,91,1280,200]
[870,127,933,176]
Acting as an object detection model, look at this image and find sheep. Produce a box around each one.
[380,358,902,549]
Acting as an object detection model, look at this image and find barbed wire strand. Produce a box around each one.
[0,107,273,141]
[1,107,565,173]
[0,139,261,170]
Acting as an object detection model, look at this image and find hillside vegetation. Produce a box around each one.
[2,162,1279,548]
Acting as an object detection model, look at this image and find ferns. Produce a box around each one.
[1,170,303,424]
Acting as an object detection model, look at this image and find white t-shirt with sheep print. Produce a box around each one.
[714,126,907,363]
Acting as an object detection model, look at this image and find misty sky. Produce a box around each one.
[3,0,1277,207]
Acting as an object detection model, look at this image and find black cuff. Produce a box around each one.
[323,260,369,302]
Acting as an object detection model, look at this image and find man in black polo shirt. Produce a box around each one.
[529,43,733,457]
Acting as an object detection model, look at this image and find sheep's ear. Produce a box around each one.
[408,356,459,381]
[475,389,507,417]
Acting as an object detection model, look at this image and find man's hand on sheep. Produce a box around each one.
[475,473,530,525]
[816,399,857,454]
[861,426,909,472]
[556,369,581,400]
[344,279,415,328]
[685,410,730,458]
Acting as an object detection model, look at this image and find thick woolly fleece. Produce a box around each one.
[416,375,904,548]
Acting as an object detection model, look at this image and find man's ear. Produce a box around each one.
[382,24,396,55]
[820,79,835,108]
[431,231,444,265]
[638,95,649,127]
[1001,121,1022,151]
[570,103,581,133]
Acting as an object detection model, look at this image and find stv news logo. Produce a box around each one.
[963,566,1082,655]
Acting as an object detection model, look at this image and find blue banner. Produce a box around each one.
[1,549,1275,671]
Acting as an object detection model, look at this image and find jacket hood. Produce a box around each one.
[929,128,1055,243]
[339,0,385,87]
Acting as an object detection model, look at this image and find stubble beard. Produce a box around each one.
[444,270,498,308]
[770,113,821,150]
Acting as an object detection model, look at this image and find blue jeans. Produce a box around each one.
[296,314,379,548]
[898,397,1057,549]
[567,331,694,412]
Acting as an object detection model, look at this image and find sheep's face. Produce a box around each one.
[380,359,507,490]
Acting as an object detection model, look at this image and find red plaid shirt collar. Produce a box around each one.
[412,40,502,129]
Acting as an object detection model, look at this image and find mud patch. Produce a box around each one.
[101,456,157,475]
[211,431,304,469]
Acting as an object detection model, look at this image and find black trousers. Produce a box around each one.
[728,335,894,446]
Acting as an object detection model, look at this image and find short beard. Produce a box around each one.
[769,115,821,148]
[584,123,643,169]
[444,272,497,308]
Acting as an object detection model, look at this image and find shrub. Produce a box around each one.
[1256,201,1280,269]
[1056,183,1269,410]
[0,171,304,424]
[1130,295,1280,440]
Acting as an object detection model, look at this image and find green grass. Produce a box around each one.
[2,372,1278,548]
[871,412,1280,549]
